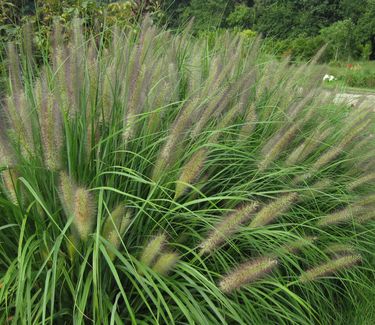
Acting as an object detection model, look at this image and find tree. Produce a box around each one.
[254,1,296,38]
[320,19,359,61]
[180,0,232,31]
[253,0,342,39]
[226,3,254,28]
[339,0,368,23]
[355,0,375,59]
[160,0,190,27]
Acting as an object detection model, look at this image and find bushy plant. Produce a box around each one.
[341,66,375,89]
[240,28,257,39]
[268,35,326,61]
[0,17,374,324]
[226,4,254,28]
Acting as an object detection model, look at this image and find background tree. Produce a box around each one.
[226,3,254,29]
[320,19,359,61]
[180,0,232,30]
[355,0,375,59]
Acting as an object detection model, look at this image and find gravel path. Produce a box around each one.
[332,91,375,109]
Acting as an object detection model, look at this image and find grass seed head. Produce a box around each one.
[317,205,366,227]
[1,169,19,205]
[286,127,332,166]
[140,233,167,267]
[73,187,96,241]
[59,171,76,217]
[299,254,362,283]
[103,205,131,260]
[280,236,318,255]
[219,257,278,293]
[37,79,63,171]
[152,252,180,276]
[175,148,208,199]
[249,193,298,228]
[324,244,356,257]
[239,103,257,139]
[7,42,22,93]
[200,202,259,254]
[0,132,14,167]
[347,172,375,191]
[301,179,332,201]
[259,124,301,171]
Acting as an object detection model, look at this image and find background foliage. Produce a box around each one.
[162,0,375,62]
[1,0,375,62]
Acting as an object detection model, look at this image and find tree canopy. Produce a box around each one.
[1,0,375,61]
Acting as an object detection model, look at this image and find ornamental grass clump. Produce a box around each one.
[0,17,374,324]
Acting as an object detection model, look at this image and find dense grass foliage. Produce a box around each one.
[0,17,374,324]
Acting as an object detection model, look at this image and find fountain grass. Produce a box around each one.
[0,17,374,324]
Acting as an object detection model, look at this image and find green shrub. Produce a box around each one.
[359,42,372,60]
[0,18,374,324]
[342,67,375,88]
[288,35,326,61]
[240,28,257,39]
[269,35,326,61]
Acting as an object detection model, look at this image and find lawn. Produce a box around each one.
[322,60,375,93]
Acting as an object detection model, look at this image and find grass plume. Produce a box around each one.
[175,148,208,199]
[300,254,362,283]
[152,252,180,276]
[36,77,63,170]
[219,257,278,293]
[1,169,19,205]
[249,193,298,228]
[103,205,131,260]
[347,173,375,191]
[140,233,167,267]
[72,187,96,241]
[200,202,259,254]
